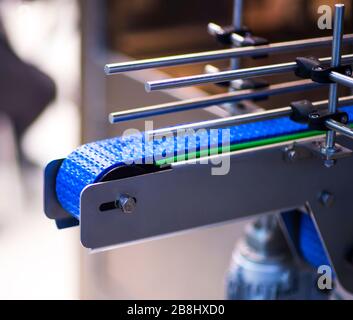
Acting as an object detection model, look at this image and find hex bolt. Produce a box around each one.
[287,149,297,161]
[117,194,136,214]
[284,146,298,162]
[324,159,336,168]
[319,191,334,207]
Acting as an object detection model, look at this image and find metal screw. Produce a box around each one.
[319,191,334,207]
[324,159,336,168]
[117,194,136,214]
[284,146,297,162]
[320,144,337,168]
[287,149,297,161]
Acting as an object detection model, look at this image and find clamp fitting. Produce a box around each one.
[295,56,352,84]
[290,99,349,131]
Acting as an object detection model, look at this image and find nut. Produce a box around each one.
[117,194,136,214]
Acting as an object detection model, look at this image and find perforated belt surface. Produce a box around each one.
[299,213,330,268]
[56,105,353,219]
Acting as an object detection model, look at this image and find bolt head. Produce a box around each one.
[287,150,296,161]
[118,194,136,214]
[324,159,336,168]
[319,191,334,207]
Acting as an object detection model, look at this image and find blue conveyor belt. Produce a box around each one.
[56,105,353,219]
[299,213,331,268]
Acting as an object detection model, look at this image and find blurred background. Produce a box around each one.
[0,0,352,299]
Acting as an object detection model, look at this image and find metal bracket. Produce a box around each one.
[305,138,353,161]
[69,135,353,292]
[283,138,353,164]
[44,135,353,292]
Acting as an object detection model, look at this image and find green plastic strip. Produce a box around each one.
[155,129,323,166]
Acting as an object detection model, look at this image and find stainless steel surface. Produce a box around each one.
[109,80,322,123]
[326,119,353,139]
[105,34,353,74]
[145,54,353,91]
[325,4,345,162]
[148,96,353,137]
[79,135,353,293]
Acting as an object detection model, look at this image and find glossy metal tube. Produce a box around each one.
[109,80,322,123]
[146,54,353,91]
[105,34,353,74]
[147,95,353,138]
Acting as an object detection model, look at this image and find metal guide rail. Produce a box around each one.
[44,3,353,295]
[105,34,353,74]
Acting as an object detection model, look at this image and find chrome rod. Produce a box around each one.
[230,0,243,70]
[329,71,353,88]
[233,0,243,29]
[105,34,353,74]
[109,80,322,123]
[150,108,292,137]
[146,54,353,91]
[147,95,353,138]
[326,119,353,139]
[326,4,345,153]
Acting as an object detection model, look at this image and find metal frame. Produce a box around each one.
[44,133,353,292]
